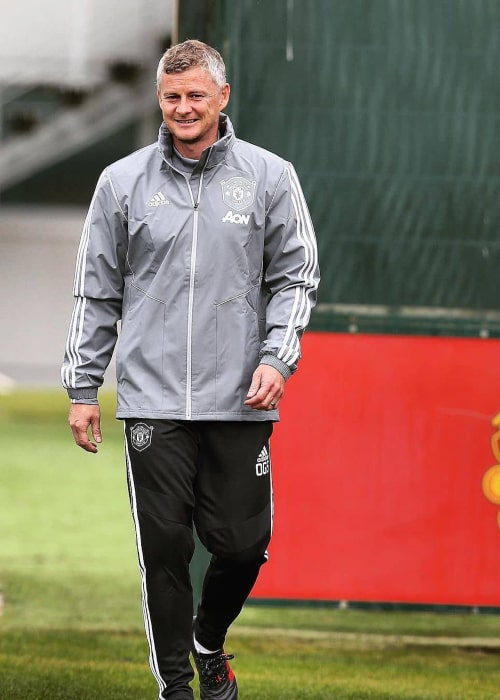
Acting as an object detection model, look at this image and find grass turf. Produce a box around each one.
[1,389,500,699]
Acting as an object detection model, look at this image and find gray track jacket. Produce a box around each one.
[62,115,319,421]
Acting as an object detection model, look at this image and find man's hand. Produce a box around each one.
[69,403,102,453]
[244,365,285,411]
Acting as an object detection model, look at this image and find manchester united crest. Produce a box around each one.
[130,422,153,452]
[221,177,256,212]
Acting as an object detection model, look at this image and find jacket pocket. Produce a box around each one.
[215,288,261,410]
[116,288,167,410]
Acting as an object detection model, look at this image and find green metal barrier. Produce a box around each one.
[179,0,500,337]
[190,529,211,612]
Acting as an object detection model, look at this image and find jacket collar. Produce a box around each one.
[158,113,234,170]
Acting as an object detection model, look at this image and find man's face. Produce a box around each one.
[157,67,230,157]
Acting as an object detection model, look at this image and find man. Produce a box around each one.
[62,40,319,700]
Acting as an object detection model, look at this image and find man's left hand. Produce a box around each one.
[244,365,285,411]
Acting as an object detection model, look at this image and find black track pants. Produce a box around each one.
[124,419,273,700]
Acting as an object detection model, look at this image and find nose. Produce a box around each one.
[176,95,192,114]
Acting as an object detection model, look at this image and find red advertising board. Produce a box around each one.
[252,332,500,606]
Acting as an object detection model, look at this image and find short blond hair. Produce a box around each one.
[156,39,227,89]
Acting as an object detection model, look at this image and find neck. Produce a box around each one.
[172,140,204,160]
[172,129,221,161]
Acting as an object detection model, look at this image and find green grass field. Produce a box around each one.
[1,389,500,699]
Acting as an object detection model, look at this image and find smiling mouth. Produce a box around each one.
[176,119,197,124]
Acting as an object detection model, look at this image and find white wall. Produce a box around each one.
[0,207,117,387]
[0,0,174,87]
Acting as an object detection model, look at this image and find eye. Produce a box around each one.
[163,95,179,103]
[190,94,205,101]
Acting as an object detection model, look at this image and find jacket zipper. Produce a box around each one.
[185,150,212,419]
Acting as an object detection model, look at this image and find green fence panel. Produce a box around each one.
[179,0,500,336]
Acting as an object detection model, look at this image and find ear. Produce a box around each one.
[219,83,230,111]
[157,87,162,109]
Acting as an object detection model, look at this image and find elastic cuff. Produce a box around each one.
[67,387,98,401]
[259,354,293,381]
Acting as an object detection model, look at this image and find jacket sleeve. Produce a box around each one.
[259,162,320,379]
[61,169,128,402]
